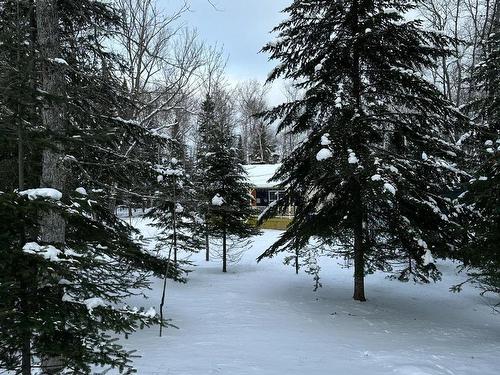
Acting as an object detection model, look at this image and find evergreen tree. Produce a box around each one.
[258,0,465,301]
[195,94,217,262]
[0,0,39,194]
[0,189,184,373]
[0,0,184,372]
[459,5,500,296]
[148,138,204,264]
[196,92,258,272]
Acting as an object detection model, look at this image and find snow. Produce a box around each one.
[19,188,62,201]
[22,242,62,262]
[243,164,282,189]
[257,200,277,222]
[417,239,428,249]
[164,168,183,176]
[423,249,435,266]
[144,307,157,318]
[49,57,68,65]
[383,8,399,14]
[112,116,140,126]
[383,182,397,195]
[321,133,331,146]
[316,148,333,161]
[102,219,499,375]
[75,187,87,195]
[371,174,382,181]
[348,151,359,164]
[84,297,106,314]
[422,152,428,161]
[211,194,224,206]
[418,240,435,265]
[456,131,471,146]
[387,165,399,174]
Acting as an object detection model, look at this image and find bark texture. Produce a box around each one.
[37,0,66,372]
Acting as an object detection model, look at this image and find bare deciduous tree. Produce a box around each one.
[236,79,273,163]
[276,81,304,160]
[418,0,494,107]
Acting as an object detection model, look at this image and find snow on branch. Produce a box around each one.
[19,188,62,201]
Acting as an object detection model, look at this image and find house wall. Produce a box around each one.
[255,189,270,207]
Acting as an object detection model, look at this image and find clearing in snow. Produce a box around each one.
[102,218,499,375]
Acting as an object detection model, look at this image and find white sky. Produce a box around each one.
[161,0,291,105]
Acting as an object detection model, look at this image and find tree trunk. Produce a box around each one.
[108,183,117,214]
[20,276,32,375]
[295,249,299,275]
[18,125,25,191]
[350,0,366,302]
[454,0,463,107]
[352,183,366,302]
[172,178,178,264]
[18,3,36,372]
[159,245,173,337]
[37,0,66,372]
[205,226,210,261]
[19,122,31,374]
[222,216,227,273]
[37,0,66,242]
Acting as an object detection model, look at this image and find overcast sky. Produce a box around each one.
[161,0,291,104]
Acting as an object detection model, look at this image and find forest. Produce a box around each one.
[0,0,498,374]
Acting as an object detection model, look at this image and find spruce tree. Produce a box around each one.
[459,5,500,296]
[0,0,185,372]
[0,189,184,373]
[0,0,39,194]
[258,0,465,300]
[196,92,258,272]
[148,138,204,264]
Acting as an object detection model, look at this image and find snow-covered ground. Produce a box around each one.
[111,218,499,375]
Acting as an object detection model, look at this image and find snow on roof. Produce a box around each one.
[243,164,282,189]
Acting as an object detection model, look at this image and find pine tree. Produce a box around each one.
[258,0,465,301]
[0,189,184,373]
[0,0,39,194]
[459,4,500,296]
[148,138,204,264]
[0,0,185,372]
[196,92,258,272]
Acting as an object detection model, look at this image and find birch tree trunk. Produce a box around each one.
[37,0,66,372]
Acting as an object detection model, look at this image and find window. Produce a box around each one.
[269,191,278,202]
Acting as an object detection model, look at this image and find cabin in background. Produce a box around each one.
[243,164,294,217]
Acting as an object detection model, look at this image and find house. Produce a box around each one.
[243,163,285,213]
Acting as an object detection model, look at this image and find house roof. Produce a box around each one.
[243,164,282,189]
